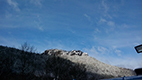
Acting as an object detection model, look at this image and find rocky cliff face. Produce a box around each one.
[42,49,88,56]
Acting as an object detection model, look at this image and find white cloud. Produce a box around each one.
[102,0,109,13]
[84,14,91,21]
[98,46,108,54]
[115,50,121,53]
[121,0,125,5]
[83,46,112,65]
[5,11,12,18]
[33,15,44,31]
[107,21,115,27]
[99,18,115,27]
[96,38,127,49]
[99,18,115,33]
[0,36,20,48]
[99,18,107,23]
[102,32,141,49]
[115,50,121,56]
[94,28,101,33]
[7,0,20,12]
[83,14,93,26]
[38,26,44,31]
[84,46,99,55]
[101,0,112,19]
[30,0,43,7]
[109,56,142,69]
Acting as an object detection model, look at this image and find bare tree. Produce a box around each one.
[20,42,37,53]
[17,42,37,76]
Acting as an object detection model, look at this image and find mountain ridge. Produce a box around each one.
[42,49,135,78]
[0,45,136,80]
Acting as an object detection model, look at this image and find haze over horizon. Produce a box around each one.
[0,0,142,69]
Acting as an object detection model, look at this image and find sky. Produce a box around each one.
[0,0,142,69]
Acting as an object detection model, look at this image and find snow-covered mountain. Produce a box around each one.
[42,49,135,79]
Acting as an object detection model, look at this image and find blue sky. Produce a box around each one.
[0,0,142,69]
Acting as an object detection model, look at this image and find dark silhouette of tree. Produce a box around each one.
[20,42,37,53]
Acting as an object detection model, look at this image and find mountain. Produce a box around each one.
[42,49,136,79]
[0,45,135,80]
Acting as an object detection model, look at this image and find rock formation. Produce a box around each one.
[42,49,88,56]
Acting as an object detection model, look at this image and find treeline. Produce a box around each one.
[0,45,87,80]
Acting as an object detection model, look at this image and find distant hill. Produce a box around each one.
[0,45,135,80]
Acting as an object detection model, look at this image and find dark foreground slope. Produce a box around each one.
[0,45,135,80]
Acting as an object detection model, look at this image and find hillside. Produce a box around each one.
[0,45,135,80]
[42,49,136,79]
[61,56,135,78]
